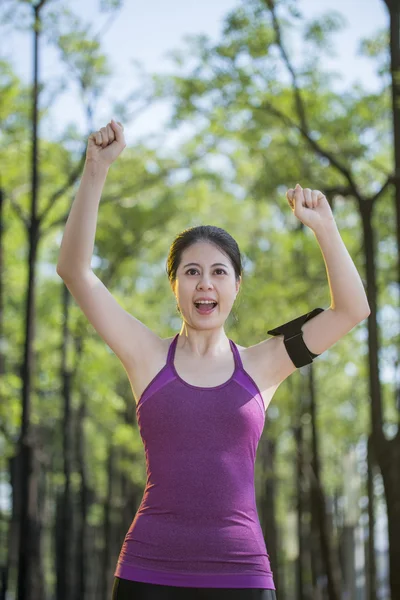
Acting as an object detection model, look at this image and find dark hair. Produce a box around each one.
[166,225,243,286]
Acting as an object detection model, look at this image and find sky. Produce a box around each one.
[2,0,389,147]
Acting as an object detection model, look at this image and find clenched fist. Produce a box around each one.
[86,119,126,168]
[286,183,334,232]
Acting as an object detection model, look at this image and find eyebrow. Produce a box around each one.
[183,262,229,269]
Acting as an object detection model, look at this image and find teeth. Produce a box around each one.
[196,301,216,304]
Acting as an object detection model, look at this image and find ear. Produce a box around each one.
[236,276,241,294]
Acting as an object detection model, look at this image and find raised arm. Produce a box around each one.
[56,120,162,368]
[57,119,124,275]
[247,185,370,390]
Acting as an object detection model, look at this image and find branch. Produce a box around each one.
[369,174,394,203]
[124,93,159,123]
[264,0,309,129]
[255,98,364,202]
[46,139,215,231]
[33,0,48,11]
[93,11,119,43]
[323,185,354,197]
[39,147,87,222]
[7,188,30,230]
[261,0,364,203]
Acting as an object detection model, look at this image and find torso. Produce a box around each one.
[124,336,280,412]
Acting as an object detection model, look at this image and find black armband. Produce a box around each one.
[267,307,325,368]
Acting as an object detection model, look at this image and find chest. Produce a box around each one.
[127,339,278,412]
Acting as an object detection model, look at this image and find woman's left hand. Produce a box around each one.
[286,184,334,231]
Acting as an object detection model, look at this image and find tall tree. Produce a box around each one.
[0,1,123,597]
[379,2,400,599]
[17,3,48,597]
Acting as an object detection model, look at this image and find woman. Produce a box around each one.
[56,120,370,599]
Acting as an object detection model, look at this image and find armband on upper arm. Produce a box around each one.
[267,307,325,368]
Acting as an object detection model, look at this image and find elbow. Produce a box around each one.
[56,265,72,281]
[362,300,371,317]
[357,306,371,321]
[331,305,370,322]
[56,265,90,281]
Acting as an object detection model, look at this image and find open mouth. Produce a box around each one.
[194,302,218,315]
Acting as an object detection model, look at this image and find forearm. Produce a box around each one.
[313,220,370,319]
[56,160,109,276]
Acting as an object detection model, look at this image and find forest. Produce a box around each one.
[0,0,398,599]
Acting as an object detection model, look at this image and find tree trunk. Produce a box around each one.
[101,443,115,600]
[259,436,279,594]
[56,284,75,600]
[17,4,47,598]
[0,185,9,600]
[310,486,324,600]
[0,185,4,378]
[382,2,400,599]
[76,395,90,600]
[366,434,377,600]
[360,200,400,600]
[293,421,307,600]
[308,365,342,600]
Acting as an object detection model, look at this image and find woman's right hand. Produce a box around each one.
[86,119,126,168]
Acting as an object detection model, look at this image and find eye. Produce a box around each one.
[185,269,227,275]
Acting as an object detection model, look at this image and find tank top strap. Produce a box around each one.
[229,338,243,371]
[167,333,180,366]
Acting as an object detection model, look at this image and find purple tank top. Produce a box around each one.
[114,333,275,590]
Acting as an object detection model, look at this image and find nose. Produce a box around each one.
[197,275,214,289]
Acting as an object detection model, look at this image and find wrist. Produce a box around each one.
[84,158,110,178]
[313,218,338,238]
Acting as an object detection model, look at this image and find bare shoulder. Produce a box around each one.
[123,334,173,405]
[238,337,283,394]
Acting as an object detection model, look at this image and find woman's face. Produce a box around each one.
[171,241,240,326]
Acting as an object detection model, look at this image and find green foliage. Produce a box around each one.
[303,11,347,52]
[359,28,390,79]
[0,0,394,593]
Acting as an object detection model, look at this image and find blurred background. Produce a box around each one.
[0,0,397,599]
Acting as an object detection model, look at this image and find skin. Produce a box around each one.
[170,241,241,358]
